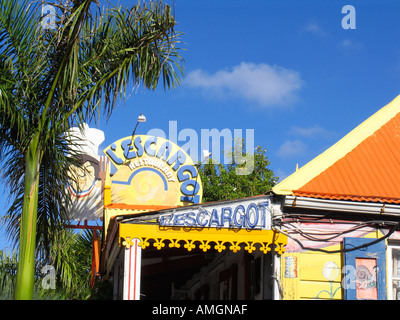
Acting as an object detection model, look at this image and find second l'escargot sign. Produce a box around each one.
[104,135,202,207]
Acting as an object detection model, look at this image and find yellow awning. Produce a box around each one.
[119,223,287,254]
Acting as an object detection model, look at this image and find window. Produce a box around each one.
[388,244,400,300]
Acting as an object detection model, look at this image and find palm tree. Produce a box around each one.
[0,0,184,299]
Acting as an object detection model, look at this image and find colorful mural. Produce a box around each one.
[355,258,378,299]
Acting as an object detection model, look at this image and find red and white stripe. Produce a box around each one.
[123,238,142,300]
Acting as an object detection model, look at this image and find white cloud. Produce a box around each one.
[340,39,363,50]
[341,39,353,47]
[288,124,335,139]
[303,23,327,37]
[276,139,307,158]
[185,62,303,108]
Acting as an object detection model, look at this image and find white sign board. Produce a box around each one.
[157,196,271,230]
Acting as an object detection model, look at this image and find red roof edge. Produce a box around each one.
[293,190,400,204]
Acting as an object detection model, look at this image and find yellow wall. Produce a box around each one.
[281,244,343,300]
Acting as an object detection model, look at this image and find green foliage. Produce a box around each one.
[0,0,184,299]
[0,229,101,300]
[0,250,18,299]
[199,143,278,203]
[44,228,95,299]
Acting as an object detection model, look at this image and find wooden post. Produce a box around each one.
[91,230,100,287]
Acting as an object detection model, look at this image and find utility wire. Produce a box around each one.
[273,220,400,254]
[282,220,394,242]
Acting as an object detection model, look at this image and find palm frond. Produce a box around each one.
[62,0,184,122]
[0,0,185,299]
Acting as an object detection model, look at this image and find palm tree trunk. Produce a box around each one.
[14,137,41,300]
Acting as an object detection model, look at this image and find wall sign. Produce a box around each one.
[158,198,271,230]
[104,135,203,207]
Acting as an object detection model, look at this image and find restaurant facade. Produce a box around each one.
[69,95,400,300]
[97,133,287,300]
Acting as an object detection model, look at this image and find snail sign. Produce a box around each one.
[104,135,203,207]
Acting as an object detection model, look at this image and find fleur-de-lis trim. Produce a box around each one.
[245,242,256,253]
[229,242,241,253]
[119,224,287,254]
[184,240,196,251]
[122,237,287,254]
[214,242,226,252]
[275,243,286,255]
[199,241,211,252]
[122,237,133,249]
[260,243,272,254]
[168,239,181,249]
[154,238,165,250]
[139,238,150,249]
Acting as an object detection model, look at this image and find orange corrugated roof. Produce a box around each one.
[292,106,400,204]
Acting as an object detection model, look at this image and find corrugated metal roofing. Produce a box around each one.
[293,107,400,204]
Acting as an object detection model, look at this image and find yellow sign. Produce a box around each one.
[104,135,202,207]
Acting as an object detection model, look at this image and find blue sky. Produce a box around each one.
[2,0,400,250]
